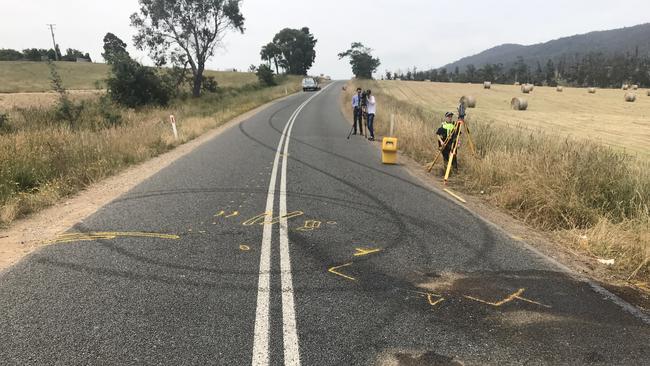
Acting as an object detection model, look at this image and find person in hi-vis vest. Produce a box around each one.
[436,112,458,170]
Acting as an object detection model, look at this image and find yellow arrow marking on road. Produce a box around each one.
[328,262,356,281]
[464,288,551,308]
[353,248,382,256]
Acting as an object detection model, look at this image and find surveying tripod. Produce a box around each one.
[426,105,477,184]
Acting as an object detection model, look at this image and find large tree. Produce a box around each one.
[130,0,245,97]
[102,32,129,64]
[338,42,381,79]
[260,42,282,74]
[268,27,317,75]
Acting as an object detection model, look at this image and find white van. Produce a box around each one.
[302,77,320,92]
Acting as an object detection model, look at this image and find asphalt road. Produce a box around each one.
[1,82,649,365]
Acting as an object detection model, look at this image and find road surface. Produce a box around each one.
[1,82,648,365]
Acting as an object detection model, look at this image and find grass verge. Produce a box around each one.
[342,80,650,285]
[0,76,301,225]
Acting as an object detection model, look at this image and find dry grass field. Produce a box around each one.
[343,80,649,285]
[0,90,103,110]
[0,75,302,226]
[377,81,650,156]
[0,61,258,93]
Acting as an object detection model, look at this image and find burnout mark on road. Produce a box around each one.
[46,231,180,244]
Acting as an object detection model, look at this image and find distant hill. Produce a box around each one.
[444,23,650,72]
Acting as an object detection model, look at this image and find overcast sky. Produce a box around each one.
[1,1,649,79]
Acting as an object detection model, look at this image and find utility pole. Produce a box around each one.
[46,24,59,61]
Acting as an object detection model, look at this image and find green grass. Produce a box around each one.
[0,61,258,93]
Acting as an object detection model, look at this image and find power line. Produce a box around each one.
[46,24,59,61]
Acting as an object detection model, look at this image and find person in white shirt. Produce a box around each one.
[365,90,376,141]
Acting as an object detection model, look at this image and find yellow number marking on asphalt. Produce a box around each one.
[46,232,180,244]
[353,247,382,257]
[295,220,322,232]
[464,288,551,308]
[328,262,356,281]
[240,244,251,251]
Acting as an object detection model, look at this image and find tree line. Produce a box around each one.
[0,47,92,62]
[389,52,650,88]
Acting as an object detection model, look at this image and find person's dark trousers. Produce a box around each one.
[441,147,458,170]
[367,113,375,139]
[353,107,363,134]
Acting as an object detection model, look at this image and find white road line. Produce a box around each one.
[252,85,330,366]
[279,84,331,365]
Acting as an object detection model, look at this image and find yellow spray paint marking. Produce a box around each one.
[353,248,382,257]
[409,289,446,307]
[46,232,180,244]
[328,263,356,281]
[265,211,304,225]
[240,245,251,251]
[326,221,337,225]
[464,288,551,308]
[242,211,304,226]
[443,188,466,203]
[242,212,272,226]
[295,220,322,232]
[214,211,226,217]
[225,211,239,218]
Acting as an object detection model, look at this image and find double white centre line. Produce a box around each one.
[252,85,330,366]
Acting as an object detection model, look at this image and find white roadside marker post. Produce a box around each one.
[170,115,179,141]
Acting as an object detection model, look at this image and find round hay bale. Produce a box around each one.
[514,82,521,86]
[632,84,639,90]
[460,95,477,108]
[625,93,636,102]
[511,97,528,111]
[521,84,533,93]
[483,81,492,89]
[556,86,563,92]
[588,88,596,94]
[622,84,629,90]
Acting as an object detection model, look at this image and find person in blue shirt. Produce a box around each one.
[351,88,364,135]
